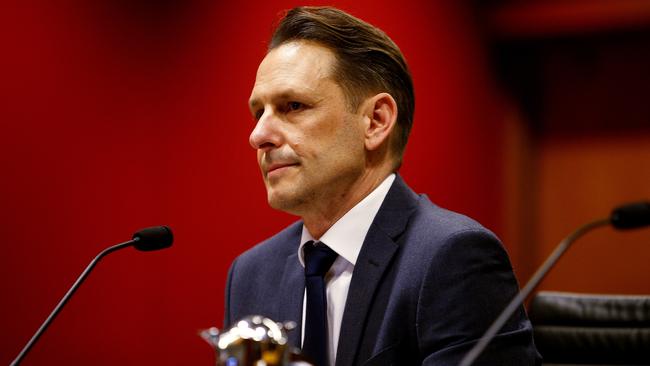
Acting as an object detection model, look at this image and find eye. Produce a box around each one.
[253,108,264,121]
[287,101,303,111]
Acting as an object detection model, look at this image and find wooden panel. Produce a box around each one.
[536,135,650,293]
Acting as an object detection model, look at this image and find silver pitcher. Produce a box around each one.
[201,315,313,366]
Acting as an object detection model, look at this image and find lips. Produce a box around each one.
[266,162,299,175]
[261,149,300,178]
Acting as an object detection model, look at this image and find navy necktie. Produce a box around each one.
[302,241,338,366]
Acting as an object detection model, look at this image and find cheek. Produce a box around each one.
[290,110,363,159]
[323,126,365,166]
[291,135,305,151]
[334,116,365,147]
[284,126,310,156]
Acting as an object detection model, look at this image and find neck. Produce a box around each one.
[301,168,393,239]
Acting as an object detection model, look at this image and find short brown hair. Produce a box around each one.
[269,6,415,166]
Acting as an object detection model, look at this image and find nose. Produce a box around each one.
[249,110,281,151]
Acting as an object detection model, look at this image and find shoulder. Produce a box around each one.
[404,199,537,363]
[388,193,517,314]
[379,176,502,260]
[381,175,496,241]
[390,195,511,291]
[410,196,499,244]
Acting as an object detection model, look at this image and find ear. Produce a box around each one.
[362,92,398,152]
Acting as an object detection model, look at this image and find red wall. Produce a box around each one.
[1,1,506,364]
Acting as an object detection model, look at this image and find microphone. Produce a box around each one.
[611,201,650,229]
[459,201,650,366]
[133,225,174,251]
[11,226,173,366]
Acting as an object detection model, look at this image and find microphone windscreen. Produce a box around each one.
[611,202,650,229]
[132,226,174,251]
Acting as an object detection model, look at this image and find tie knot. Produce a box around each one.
[304,241,338,277]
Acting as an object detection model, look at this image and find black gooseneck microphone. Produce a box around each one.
[11,226,173,366]
[459,201,650,366]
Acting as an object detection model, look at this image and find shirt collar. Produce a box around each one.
[298,174,396,268]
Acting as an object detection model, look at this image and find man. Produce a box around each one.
[224,6,540,366]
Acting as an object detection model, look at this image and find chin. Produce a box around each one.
[266,189,305,215]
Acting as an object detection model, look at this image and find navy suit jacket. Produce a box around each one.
[225,176,540,365]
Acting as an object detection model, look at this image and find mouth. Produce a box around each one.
[266,162,299,176]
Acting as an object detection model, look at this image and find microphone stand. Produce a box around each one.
[11,238,139,366]
[459,217,611,366]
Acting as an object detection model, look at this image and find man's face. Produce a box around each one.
[248,41,367,215]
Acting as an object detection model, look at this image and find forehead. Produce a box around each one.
[249,41,338,107]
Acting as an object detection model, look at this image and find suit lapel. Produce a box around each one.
[335,175,419,366]
[335,228,398,366]
[276,252,305,348]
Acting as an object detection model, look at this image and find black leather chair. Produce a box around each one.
[529,291,650,365]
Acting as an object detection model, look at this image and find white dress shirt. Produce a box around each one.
[298,173,396,366]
